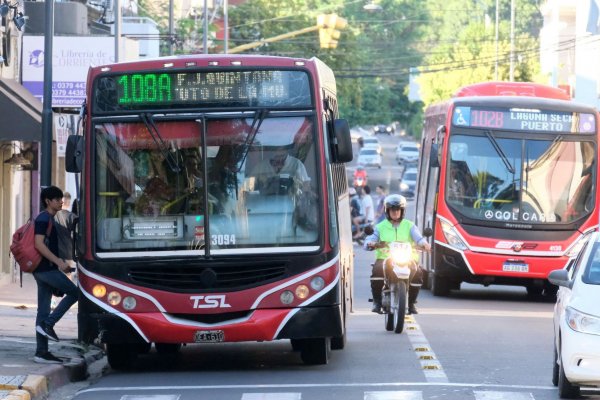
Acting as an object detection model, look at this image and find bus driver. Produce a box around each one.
[250,147,310,195]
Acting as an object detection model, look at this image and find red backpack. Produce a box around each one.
[10,215,53,273]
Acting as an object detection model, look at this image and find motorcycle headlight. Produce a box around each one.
[566,306,600,336]
[440,219,468,251]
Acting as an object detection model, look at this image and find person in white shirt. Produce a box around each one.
[251,147,310,194]
[353,185,375,238]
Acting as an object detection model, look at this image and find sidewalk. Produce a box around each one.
[0,273,104,400]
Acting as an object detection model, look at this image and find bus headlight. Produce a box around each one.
[122,296,137,310]
[92,284,107,298]
[295,285,310,299]
[280,290,294,305]
[107,291,122,306]
[310,276,325,291]
[440,220,468,251]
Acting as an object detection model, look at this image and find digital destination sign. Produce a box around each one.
[452,106,596,133]
[93,70,312,113]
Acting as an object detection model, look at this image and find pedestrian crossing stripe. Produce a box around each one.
[236,391,542,399]
[241,394,301,400]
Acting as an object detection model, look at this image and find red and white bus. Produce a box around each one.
[414,82,599,297]
[65,55,354,368]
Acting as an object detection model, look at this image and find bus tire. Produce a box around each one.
[432,273,451,297]
[300,337,331,365]
[106,343,137,370]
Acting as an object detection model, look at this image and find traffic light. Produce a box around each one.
[317,14,348,49]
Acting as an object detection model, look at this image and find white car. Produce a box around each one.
[549,232,600,398]
[356,148,382,168]
[362,137,382,154]
[396,142,419,165]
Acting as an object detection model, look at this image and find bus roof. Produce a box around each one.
[453,81,570,100]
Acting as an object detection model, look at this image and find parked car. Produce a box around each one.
[395,142,419,166]
[356,148,382,168]
[549,232,600,398]
[399,167,418,198]
[373,124,394,135]
[362,137,382,154]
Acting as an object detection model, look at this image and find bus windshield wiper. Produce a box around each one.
[484,130,515,174]
[237,109,269,172]
[140,113,181,173]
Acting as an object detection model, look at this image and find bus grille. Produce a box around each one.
[128,264,288,291]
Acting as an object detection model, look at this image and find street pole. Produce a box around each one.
[114,0,121,62]
[223,0,228,53]
[40,0,54,187]
[203,0,208,54]
[509,0,515,81]
[495,0,499,80]
[168,0,174,55]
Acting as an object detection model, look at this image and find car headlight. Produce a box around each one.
[400,182,409,191]
[440,219,468,251]
[566,306,600,336]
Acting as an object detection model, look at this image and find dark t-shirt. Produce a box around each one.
[34,211,59,272]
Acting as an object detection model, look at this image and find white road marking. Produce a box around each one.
[419,309,553,318]
[77,382,556,395]
[405,315,448,383]
[473,391,534,400]
[241,394,301,400]
[365,391,423,400]
[120,396,181,400]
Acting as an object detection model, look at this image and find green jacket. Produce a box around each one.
[374,218,419,262]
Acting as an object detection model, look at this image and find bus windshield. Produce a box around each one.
[94,114,320,255]
[446,132,595,225]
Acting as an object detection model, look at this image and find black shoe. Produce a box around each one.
[34,351,63,364]
[36,324,60,342]
[371,303,382,313]
[408,304,418,315]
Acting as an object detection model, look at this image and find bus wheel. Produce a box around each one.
[106,343,137,370]
[432,273,451,297]
[155,343,182,354]
[299,337,331,365]
[331,332,346,350]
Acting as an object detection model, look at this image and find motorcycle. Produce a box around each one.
[364,226,421,334]
[351,220,372,245]
[353,167,368,188]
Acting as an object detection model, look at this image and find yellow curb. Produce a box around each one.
[2,389,31,400]
[19,375,47,399]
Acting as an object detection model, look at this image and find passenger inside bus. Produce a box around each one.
[249,146,311,195]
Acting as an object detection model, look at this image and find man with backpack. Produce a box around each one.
[33,186,78,364]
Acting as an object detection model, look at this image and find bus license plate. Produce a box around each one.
[502,262,529,273]
[194,330,224,343]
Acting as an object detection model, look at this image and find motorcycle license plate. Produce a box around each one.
[502,262,529,273]
[194,330,224,343]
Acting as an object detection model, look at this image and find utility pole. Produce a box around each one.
[223,0,228,53]
[168,0,174,55]
[495,0,499,81]
[41,0,54,187]
[509,0,515,81]
[203,0,208,54]
[114,0,121,62]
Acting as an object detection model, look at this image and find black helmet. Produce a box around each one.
[384,194,407,221]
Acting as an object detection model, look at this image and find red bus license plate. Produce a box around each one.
[194,330,224,343]
[502,262,529,273]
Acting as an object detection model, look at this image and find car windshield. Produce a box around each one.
[402,147,418,153]
[445,133,596,225]
[360,149,378,155]
[584,242,600,284]
[403,172,417,181]
[93,115,320,255]
[364,138,379,144]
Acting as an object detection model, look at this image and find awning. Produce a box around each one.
[0,78,42,142]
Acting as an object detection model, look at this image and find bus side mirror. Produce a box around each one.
[332,119,353,163]
[65,135,84,173]
[430,143,440,168]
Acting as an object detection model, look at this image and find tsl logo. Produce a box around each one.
[190,295,231,309]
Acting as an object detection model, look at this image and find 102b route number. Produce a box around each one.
[211,234,236,246]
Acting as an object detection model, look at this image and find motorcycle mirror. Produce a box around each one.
[364,225,374,236]
[423,227,433,237]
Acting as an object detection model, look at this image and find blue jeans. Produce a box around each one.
[33,269,78,354]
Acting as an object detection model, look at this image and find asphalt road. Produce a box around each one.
[55,133,600,400]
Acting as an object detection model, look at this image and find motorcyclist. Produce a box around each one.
[353,166,368,187]
[364,194,430,314]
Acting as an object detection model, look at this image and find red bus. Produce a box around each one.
[414,82,599,297]
[65,55,354,368]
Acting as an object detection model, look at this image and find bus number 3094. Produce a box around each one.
[211,234,236,246]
